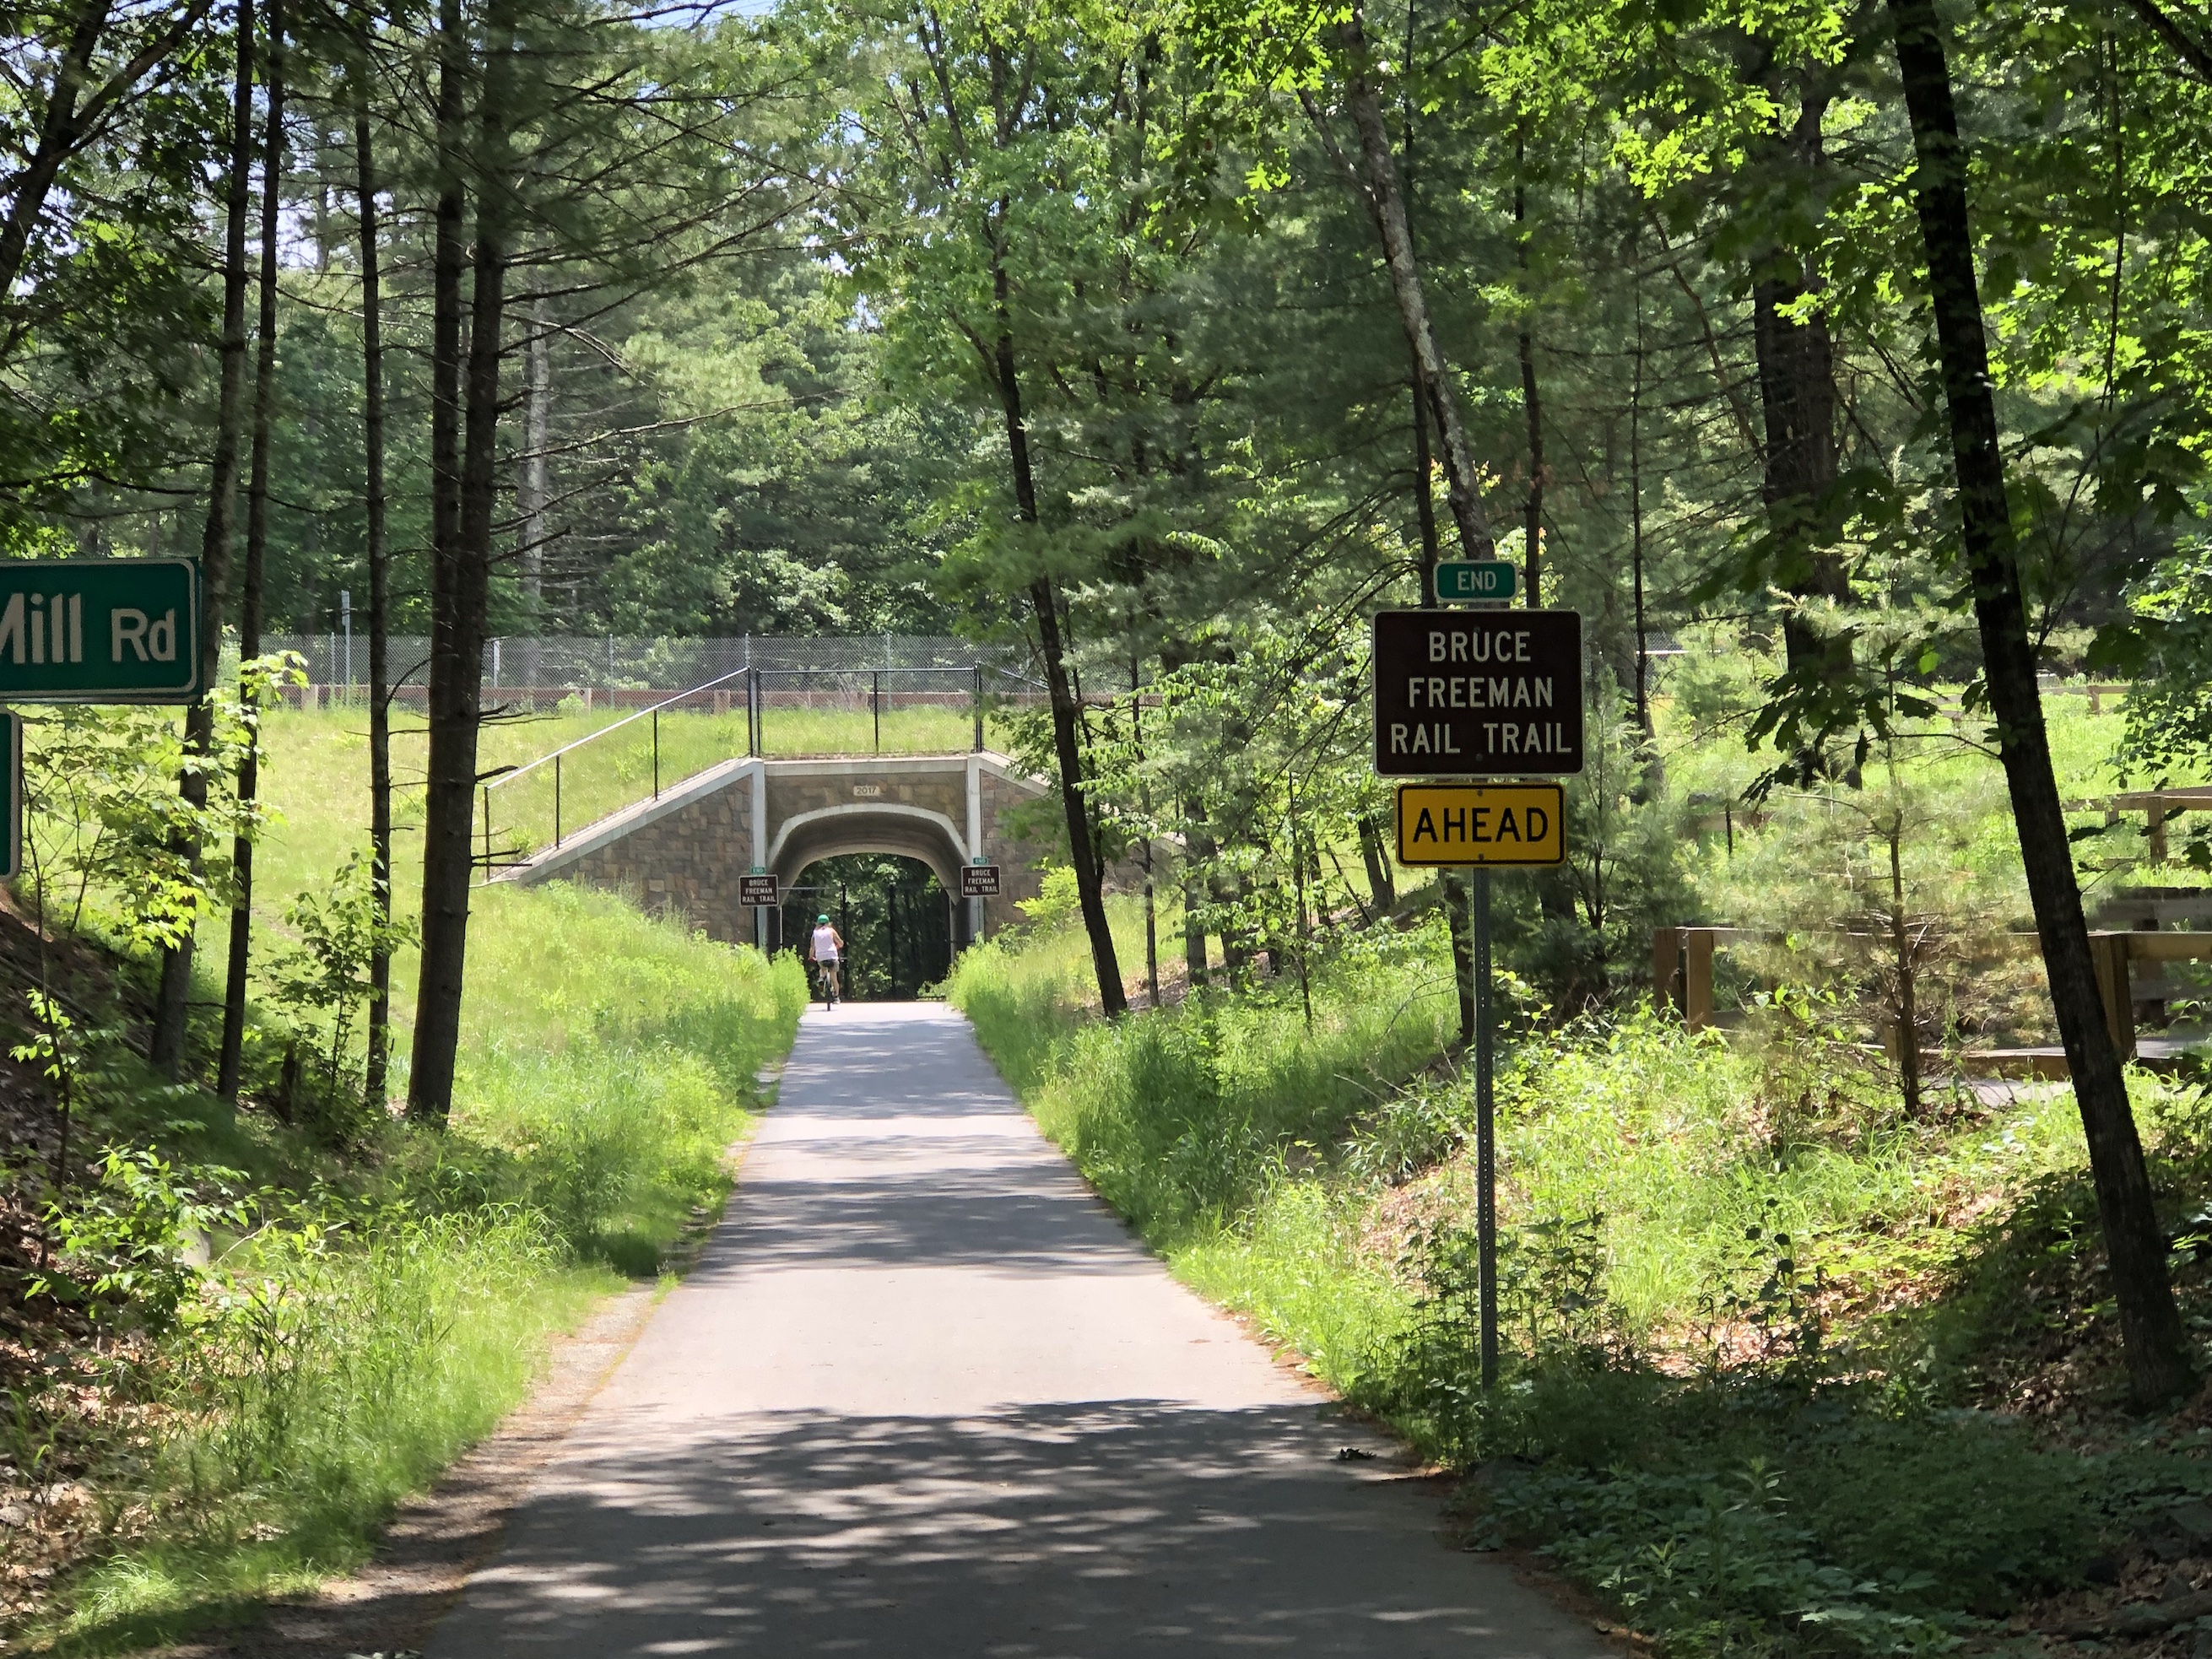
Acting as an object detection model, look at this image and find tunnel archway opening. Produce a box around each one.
[783,853,955,1001]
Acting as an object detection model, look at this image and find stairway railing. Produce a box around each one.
[478,662,1033,873]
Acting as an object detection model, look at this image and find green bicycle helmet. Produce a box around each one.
[818,913,830,923]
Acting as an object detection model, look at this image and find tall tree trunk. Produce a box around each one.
[1515,142,1544,605]
[149,0,252,1078]
[518,292,549,693]
[218,0,284,1102]
[1357,813,1395,912]
[1889,0,2191,1405]
[1135,679,1160,1008]
[354,95,392,1112]
[1887,814,1923,1118]
[1512,146,1579,923]
[1409,368,1440,598]
[1333,1,1494,560]
[1443,869,1474,1045]
[987,249,1125,1016]
[1750,85,1851,689]
[1631,278,1652,738]
[1030,573,1124,1014]
[519,295,549,604]
[1182,797,1209,988]
[410,0,514,1119]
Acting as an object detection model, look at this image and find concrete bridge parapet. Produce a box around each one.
[495,752,1049,948]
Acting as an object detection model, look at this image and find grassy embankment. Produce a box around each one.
[273,699,1021,867]
[8,705,809,1652]
[952,690,2212,1656]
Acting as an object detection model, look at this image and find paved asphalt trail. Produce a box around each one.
[427,1002,1610,1657]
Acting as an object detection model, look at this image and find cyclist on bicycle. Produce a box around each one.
[808,913,845,1007]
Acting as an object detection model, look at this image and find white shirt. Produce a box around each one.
[811,925,839,961]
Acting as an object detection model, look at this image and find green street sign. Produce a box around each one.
[0,559,201,702]
[1436,560,1518,603]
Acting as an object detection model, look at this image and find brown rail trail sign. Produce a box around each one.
[1371,609,1583,776]
[960,864,1002,898]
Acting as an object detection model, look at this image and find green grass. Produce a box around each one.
[950,906,2212,1656]
[20,708,810,1651]
[453,882,806,1271]
[467,702,1019,860]
[1663,672,2204,922]
[52,1208,608,1651]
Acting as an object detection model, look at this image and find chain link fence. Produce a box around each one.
[262,633,1052,706]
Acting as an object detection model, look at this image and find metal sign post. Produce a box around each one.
[1474,865,1495,1388]
[1374,602,1583,1395]
[1395,783,1566,1393]
[0,712,19,880]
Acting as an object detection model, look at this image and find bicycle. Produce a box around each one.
[814,957,841,1008]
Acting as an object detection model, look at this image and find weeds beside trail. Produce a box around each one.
[953,913,2212,1657]
[8,885,807,1653]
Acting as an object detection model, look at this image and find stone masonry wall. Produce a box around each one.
[555,777,754,944]
[531,757,1050,943]
[764,770,967,833]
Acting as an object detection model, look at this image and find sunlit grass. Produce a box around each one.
[55,1215,610,1655]
[945,907,2205,1647]
[950,909,2124,1381]
[245,702,1022,878]
[32,713,809,1651]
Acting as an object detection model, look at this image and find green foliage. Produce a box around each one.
[260,851,415,1137]
[2113,539,2212,796]
[29,1147,246,1331]
[953,905,2199,1651]
[29,883,807,1646]
[60,1200,592,1650]
[1487,1408,2097,1657]
[452,884,809,1266]
[955,917,1457,1243]
[22,704,247,958]
[13,692,810,1644]
[1017,866,1084,932]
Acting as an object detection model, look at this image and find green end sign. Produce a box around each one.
[0,559,200,701]
[1436,560,1517,603]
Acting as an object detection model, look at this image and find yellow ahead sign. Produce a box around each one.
[1396,783,1565,867]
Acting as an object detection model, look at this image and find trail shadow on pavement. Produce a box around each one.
[433,1399,1596,1659]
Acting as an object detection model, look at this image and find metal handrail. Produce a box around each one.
[477,660,1034,861]
[484,664,754,793]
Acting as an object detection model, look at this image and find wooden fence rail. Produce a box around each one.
[1653,924,2212,1073]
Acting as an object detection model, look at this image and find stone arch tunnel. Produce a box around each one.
[495,753,1048,948]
